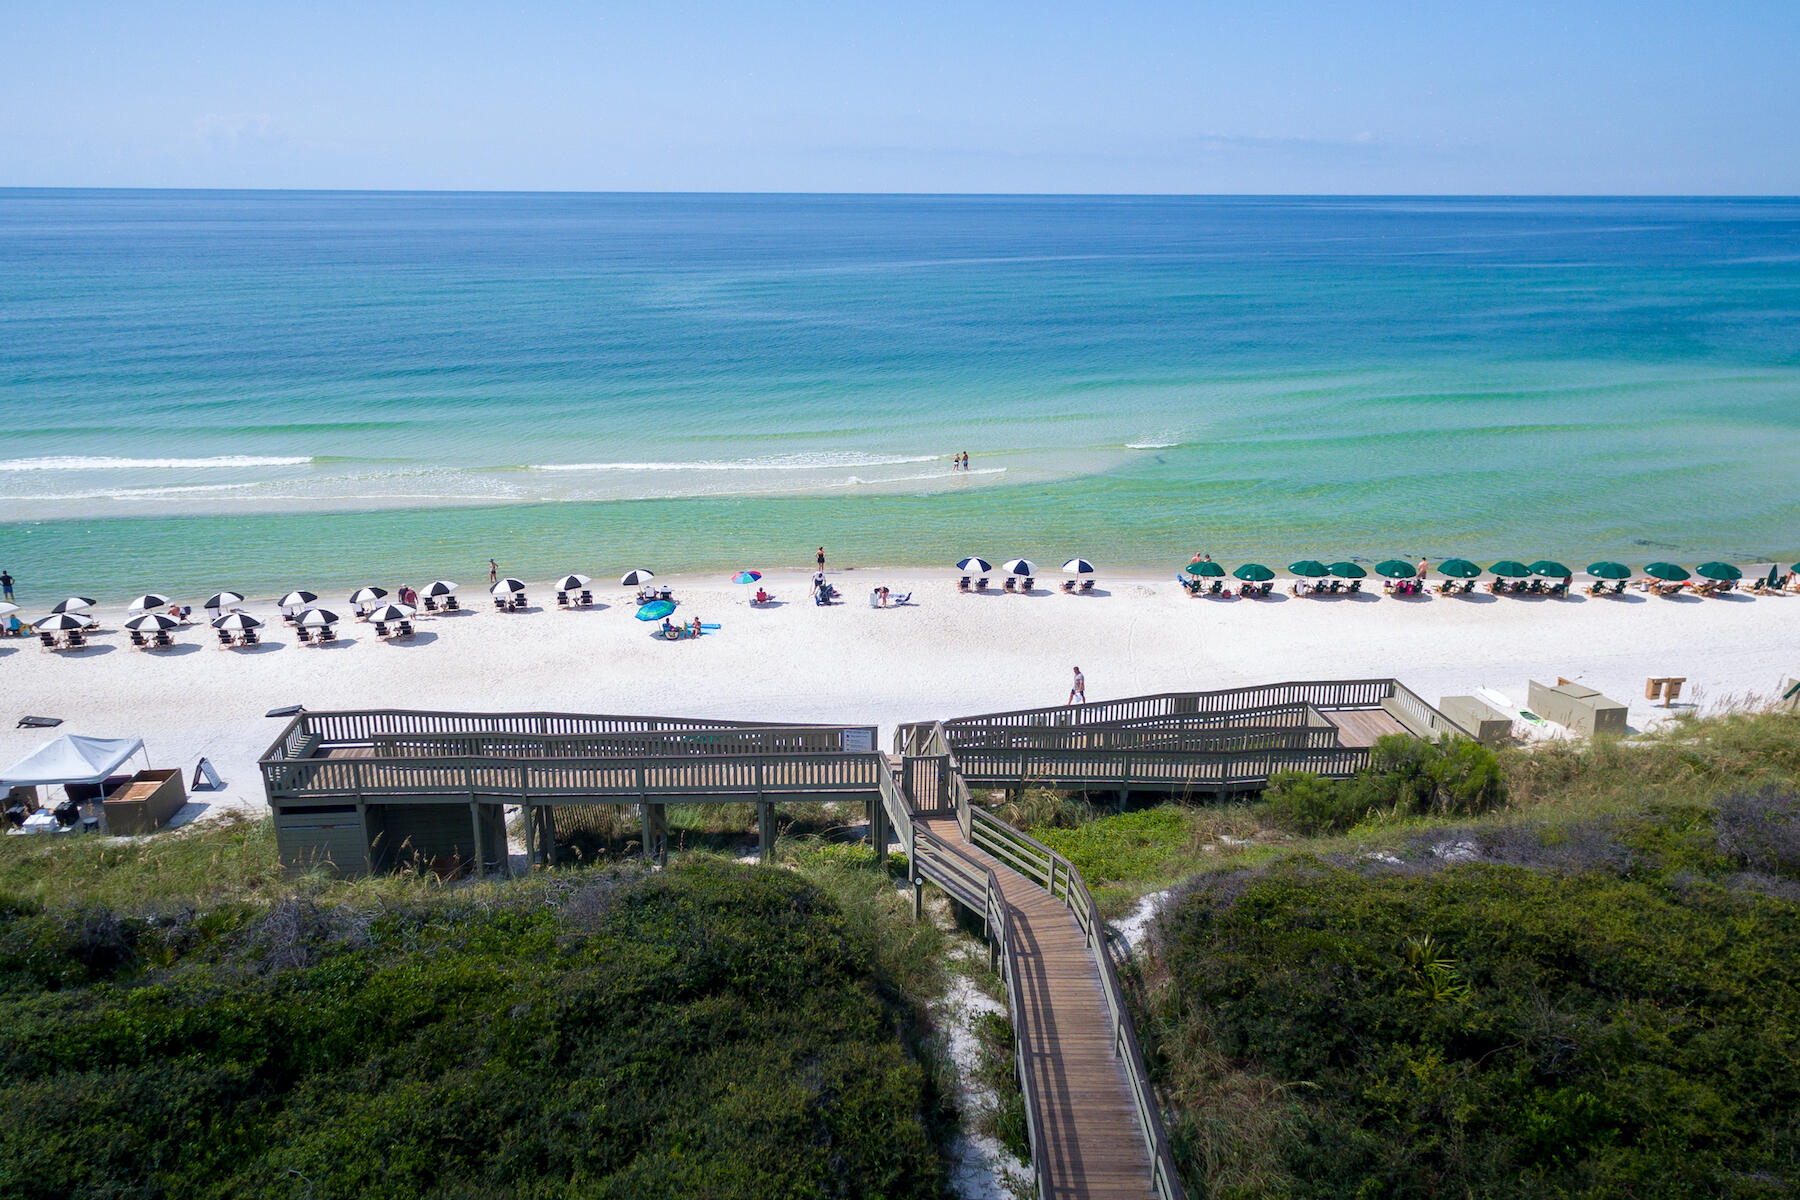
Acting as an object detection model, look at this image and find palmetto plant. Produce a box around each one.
[1402,933,1472,1002]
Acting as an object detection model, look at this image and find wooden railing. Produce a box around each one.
[263,749,892,805]
[358,727,868,760]
[931,678,1412,736]
[950,744,1375,791]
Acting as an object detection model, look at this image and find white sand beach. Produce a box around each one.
[2,568,1794,823]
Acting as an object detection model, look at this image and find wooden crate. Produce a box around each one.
[102,769,188,835]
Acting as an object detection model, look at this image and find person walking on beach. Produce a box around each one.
[1067,666,1086,706]
[1416,557,1429,581]
[0,570,12,601]
[489,559,499,586]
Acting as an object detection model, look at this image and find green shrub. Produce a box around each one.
[1264,736,1507,834]
[1264,770,1369,836]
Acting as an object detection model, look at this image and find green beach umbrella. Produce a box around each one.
[1695,561,1741,581]
[636,600,677,621]
[1529,560,1573,578]
[1437,558,1482,579]
[1767,564,1781,588]
[1374,560,1417,579]
[1488,560,1532,578]
[1233,563,1275,582]
[1184,560,1226,577]
[1644,562,1690,582]
[1328,561,1367,579]
[1288,559,1329,578]
[1586,561,1632,580]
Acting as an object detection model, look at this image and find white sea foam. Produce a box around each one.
[530,452,939,472]
[0,455,315,472]
[24,483,265,501]
[1125,440,1181,450]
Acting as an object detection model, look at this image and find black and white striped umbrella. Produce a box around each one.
[1061,558,1096,575]
[212,611,264,632]
[125,612,180,632]
[554,573,592,591]
[127,593,171,612]
[955,557,992,573]
[278,589,318,609]
[1002,559,1036,576]
[349,586,388,606]
[296,607,340,628]
[620,569,655,587]
[35,612,94,632]
[365,602,415,622]
[424,580,459,597]
[204,592,244,611]
[491,577,526,595]
[50,597,96,614]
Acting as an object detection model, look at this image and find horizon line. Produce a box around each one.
[3,187,1798,201]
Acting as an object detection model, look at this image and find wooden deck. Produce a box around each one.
[921,814,1158,1200]
[1320,707,1409,748]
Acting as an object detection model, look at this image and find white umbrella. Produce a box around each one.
[127,593,171,612]
[0,602,19,618]
[278,589,318,610]
[554,573,591,591]
[620,569,655,587]
[125,612,180,632]
[349,586,388,606]
[1002,559,1036,577]
[491,577,526,595]
[35,613,94,632]
[212,612,264,632]
[1061,558,1096,575]
[424,580,459,598]
[365,602,415,622]
[955,557,992,573]
[204,592,244,611]
[296,607,340,627]
[50,597,96,614]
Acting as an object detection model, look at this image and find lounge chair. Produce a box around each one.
[555,590,569,607]
[38,631,56,649]
[422,596,439,612]
[958,575,971,592]
[444,596,460,611]
[296,626,313,643]
[1023,576,1036,591]
[1003,577,1017,592]
[1210,579,1225,596]
[67,630,86,647]
[1061,579,1075,593]
[398,620,415,638]
[152,631,173,648]
[975,576,990,591]
[373,621,389,638]
[218,629,234,646]
[1349,579,1362,593]
[579,590,593,605]
[317,626,337,643]
[241,629,259,646]
[893,592,911,605]
[130,631,148,648]
[1080,578,1094,592]
[494,595,507,611]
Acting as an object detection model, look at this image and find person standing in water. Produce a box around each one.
[816,546,826,571]
[489,559,499,586]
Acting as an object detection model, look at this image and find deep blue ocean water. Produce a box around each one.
[2,191,1798,601]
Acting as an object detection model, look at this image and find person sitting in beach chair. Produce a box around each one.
[1003,577,1017,592]
[1080,578,1094,592]
[975,576,990,591]
[1022,576,1035,591]
[1061,578,1076,593]
[753,587,773,605]
[959,575,972,592]
[444,594,460,611]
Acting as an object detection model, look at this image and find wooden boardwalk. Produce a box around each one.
[919,814,1159,1200]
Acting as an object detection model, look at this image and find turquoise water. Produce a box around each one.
[3,191,1799,602]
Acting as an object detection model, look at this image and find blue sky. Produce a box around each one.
[5,1,1797,193]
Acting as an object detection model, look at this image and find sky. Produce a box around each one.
[4,1,1798,194]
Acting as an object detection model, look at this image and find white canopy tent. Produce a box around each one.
[0,735,148,787]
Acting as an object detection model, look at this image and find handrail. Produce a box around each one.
[916,678,1411,736]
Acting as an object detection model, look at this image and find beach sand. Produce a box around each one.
[1,568,1792,824]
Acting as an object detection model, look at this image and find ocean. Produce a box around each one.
[3,190,1799,603]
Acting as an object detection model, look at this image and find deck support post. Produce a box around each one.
[641,803,667,866]
[468,801,483,879]
[521,802,534,870]
[757,802,775,863]
[911,876,923,920]
[1117,788,1131,813]
[539,806,557,867]
[870,795,888,856]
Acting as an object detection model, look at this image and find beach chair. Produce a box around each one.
[38,631,56,649]
[445,596,460,611]
[976,576,990,591]
[1061,579,1075,593]
[1022,576,1035,591]
[67,630,86,647]
[374,621,389,638]
[959,576,972,592]
[398,620,415,638]
[317,625,337,643]
[1080,578,1094,592]
[555,590,569,607]
[241,629,259,646]
[130,631,148,649]
[579,590,593,605]
[1348,579,1362,593]
[422,596,439,612]
[1003,577,1017,593]
[1210,580,1224,596]
[893,592,911,605]
[153,631,173,649]
[296,626,313,643]
[218,628,234,646]
[493,595,507,611]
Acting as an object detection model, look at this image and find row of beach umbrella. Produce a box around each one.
[955,557,1094,576]
[1181,558,1755,582]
